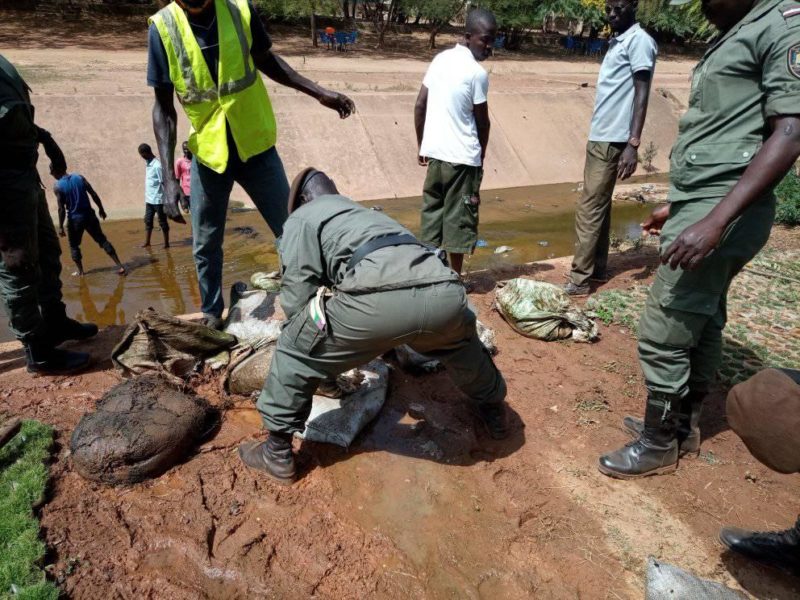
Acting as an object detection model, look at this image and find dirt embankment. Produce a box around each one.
[1,18,693,220]
[1,234,799,599]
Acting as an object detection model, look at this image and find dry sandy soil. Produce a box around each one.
[0,12,694,218]
[2,232,800,599]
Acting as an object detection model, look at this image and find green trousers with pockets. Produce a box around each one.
[570,141,626,286]
[257,280,507,434]
[638,196,775,396]
[0,171,65,343]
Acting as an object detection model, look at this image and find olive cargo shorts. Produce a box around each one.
[420,159,483,254]
[637,196,775,396]
[257,281,507,433]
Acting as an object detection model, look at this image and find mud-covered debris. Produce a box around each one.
[70,375,218,485]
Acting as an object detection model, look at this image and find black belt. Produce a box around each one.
[347,233,422,272]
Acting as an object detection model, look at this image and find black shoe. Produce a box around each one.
[563,282,590,297]
[476,402,510,440]
[25,343,90,375]
[48,316,98,347]
[238,433,295,485]
[588,270,610,283]
[598,391,680,479]
[202,314,225,331]
[720,517,800,576]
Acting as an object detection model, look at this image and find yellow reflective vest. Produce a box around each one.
[150,0,277,173]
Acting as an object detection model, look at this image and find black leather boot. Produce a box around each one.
[719,516,800,576]
[43,304,98,346]
[622,389,705,456]
[476,402,510,440]
[25,342,90,375]
[238,432,296,485]
[598,391,679,479]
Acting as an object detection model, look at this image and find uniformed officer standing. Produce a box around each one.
[598,0,800,479]
[239,168,509,485]
[0,54,97,374]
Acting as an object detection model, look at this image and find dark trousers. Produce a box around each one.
[144,203,169,232]
[67,213,116,262]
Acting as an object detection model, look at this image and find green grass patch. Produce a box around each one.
[775,170,800,226]
[0,420,58,600]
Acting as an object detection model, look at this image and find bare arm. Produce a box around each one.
[83,177,107,219]
[474,101,490,165]
[55,185,66,235]
[663,115,800,270]
[36,127,66,173]
[152,87,185,223]
[252,50,355,118]
[618,70,652,180]
[414,85,428,166]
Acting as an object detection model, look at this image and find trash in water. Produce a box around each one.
[494,246,513,254]
[476,239,489,248]
[370,205,384,212]
[538,240,549,247]
[494,279,599,342]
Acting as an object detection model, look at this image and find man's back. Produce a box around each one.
[144,158,164,205]
[55,174,93,220]
[419,45,489,167]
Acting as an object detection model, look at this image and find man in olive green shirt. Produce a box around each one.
[598,0,800,479]
[238,168,509,485]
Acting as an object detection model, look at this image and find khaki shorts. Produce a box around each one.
[420,159,483,254]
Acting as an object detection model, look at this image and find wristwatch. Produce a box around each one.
[628,137,641,148]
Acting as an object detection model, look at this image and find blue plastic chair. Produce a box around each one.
[335,31,348,51]
[493,34,505,49]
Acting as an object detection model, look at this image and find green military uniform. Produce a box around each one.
[638,0,800,397]
[257,194,506,434]
[0,54,66,343]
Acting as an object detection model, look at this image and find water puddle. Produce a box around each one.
[0,178,662,342]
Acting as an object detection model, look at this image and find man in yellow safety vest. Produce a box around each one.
[147,0,355,329]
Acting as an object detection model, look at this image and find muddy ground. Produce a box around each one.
[1,233,799,599]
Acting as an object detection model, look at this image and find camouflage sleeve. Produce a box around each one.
[763,4,800,118]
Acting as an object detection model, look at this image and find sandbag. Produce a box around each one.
[250,271,282,292]
[298,360,389,448]
[70,375,217,485]
[494,279,598,342]
[645,557,744,599]
[224,282,284,344]
[112,308,237,381]
[727,368,800,474]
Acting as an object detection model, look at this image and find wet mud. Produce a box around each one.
[70,375,217,485]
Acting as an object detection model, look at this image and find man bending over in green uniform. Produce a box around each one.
[239,168,510,485]
[598,0,800,479]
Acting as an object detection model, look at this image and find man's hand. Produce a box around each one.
[618,144,638,180]
[99,209,107,220]
[59,228,66,237]
[418,155,429,167]
[318,90,355,119]
[662,215,726,271]
[163,178,186,224]
[641,203,670,236]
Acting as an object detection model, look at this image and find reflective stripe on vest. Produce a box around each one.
[157,0,256,104]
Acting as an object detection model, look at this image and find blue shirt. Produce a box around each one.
[54,173,93,220]
[145,158,164,205]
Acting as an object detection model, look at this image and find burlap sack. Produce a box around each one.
[726,368,800,474]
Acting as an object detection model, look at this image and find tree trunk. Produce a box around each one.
[376,0,396,47]
[342,0,350,19]
[428,25,439,50]
[311,12,317,47]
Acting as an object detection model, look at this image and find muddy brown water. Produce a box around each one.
[0,180,657,342]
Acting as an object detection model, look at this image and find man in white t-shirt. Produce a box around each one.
[565,0,657,296]
[414,9,496,276]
